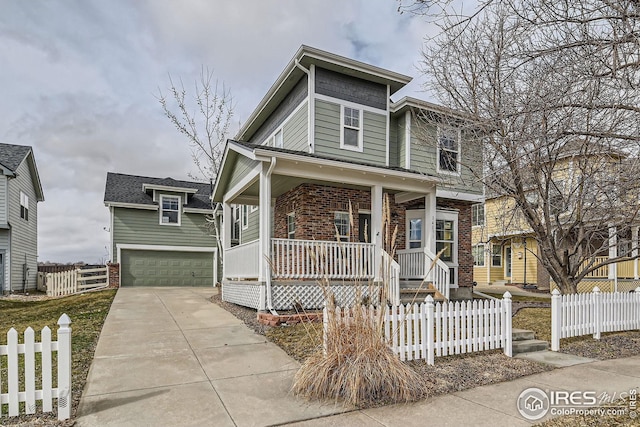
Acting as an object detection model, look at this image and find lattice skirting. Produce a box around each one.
[272,283,381,310]
[222,281,263,309]
[551,279,640,293]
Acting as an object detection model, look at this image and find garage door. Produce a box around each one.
[121,250,215,287]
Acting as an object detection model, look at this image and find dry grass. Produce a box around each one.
[513,307,552,342]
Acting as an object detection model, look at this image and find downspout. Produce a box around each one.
[265,157,277,314]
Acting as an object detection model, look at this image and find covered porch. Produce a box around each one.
[214,141,452,310]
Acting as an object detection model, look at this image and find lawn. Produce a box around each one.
[0,290,116,424]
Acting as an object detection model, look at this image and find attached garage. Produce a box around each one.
[119,246,217,287]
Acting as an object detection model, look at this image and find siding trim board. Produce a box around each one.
[315,93,387,115]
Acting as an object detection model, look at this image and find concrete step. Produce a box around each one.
[399,280,431,289]
[512,328,536,341]
[512,339,548,354]
[399,295,447,304]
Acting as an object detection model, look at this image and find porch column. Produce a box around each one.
[424,191,437,254]
[222,201,232,280]
[371,184,383,281]
[259,163,272,283]
[633,226,639,280]
[608,225,617,286]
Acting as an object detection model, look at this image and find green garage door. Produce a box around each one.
[121,250,214,287]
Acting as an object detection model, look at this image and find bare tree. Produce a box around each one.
[157,67,234,265]
[402,0,640,293]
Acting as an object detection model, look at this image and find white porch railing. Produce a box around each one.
[381,250,400,305]
[397,247,451,300]
[225,240,261,279]
[271,238,375,280]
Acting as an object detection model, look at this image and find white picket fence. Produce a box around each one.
[0,314,72,420]
[40,267,109,297]
[324,292,513,365]
[551,287,640,351]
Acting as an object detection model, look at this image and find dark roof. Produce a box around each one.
[104,172,212,209]
[0,143,31,172]
[229,140,438,179]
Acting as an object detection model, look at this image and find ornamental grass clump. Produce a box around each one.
[292,197,428,407]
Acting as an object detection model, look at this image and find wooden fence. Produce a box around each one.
[324,292,513,365]
[551,287,640,351]
[38,267,109,297]
[0,314,72,420]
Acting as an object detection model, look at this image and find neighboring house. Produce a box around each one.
[104,173,217,287]
[0,143,44,293]
[213,45,484,311]
[472,146,640,293]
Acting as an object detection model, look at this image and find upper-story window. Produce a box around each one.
[160,196,180,226]
[472,203,485,227]
[20,192,29,221]
[341,106,363,152]
[437,126,460,174]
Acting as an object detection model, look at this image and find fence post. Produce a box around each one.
[425,295,434,366]
[551,289,561,351]
[593,287,601,340]
[57,314,72,421]
[503,291,512,357]
[635,287,640,330]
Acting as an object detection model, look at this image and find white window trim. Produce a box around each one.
[435,210,459,287]
[491,244,503,267]
[340,105,364,153]
[242,205,249,230]
[334,211,350,241]
[472,203,485,227]
[473,244,485,267]
[436,125,461,176]
[250,205,258,213]
[287,212,295,239]
[20,191,29,221]
[159,195,181,226]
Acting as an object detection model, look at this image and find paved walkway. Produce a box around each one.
[77,287,639,427]
[474,283,551,299]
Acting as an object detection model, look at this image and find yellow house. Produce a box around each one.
[472,152,640,293]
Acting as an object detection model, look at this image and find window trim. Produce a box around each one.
[334,211,350,242]
[471,203,485,227]
[408,217,423,249]
[250,205,258,213]
[473,244,485,267]
[20,191,29,221]
[159,195,181,226]
[242,205,249,230]
[340,105,364,152]
[436,125,461,176]
[231,205,240,241]
[491,244,503,267]
[287,212,296,240]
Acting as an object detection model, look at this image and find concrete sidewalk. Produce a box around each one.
[78,287,638,427]
[474,283,551,299]
[76,288,348,427]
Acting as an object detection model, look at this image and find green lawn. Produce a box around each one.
[0,290,116,421]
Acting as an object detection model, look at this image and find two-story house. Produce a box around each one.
[104,173,217,287]
[0,143,44,293]
[213,46,483,311]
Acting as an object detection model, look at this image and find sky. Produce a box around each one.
[0,0,440,263]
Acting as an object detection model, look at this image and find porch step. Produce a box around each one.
[399,286,446,304]
[512,328,536,341]
[512,339,549,354]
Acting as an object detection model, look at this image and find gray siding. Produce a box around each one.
[314,100,387,166]
[0,230,9,293]
[0,175,8,225]
[389,116,398,167]
[240,206,260,244]
[228,156,259,191]
[315,67,387,110]
[249,76,308,145]
[410,123,483,195]
[283,100,308,152]
[8,157,38,291]
[397,114,406,169]
[113,207,216,263]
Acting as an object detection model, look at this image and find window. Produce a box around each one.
[408,218,422,249]
[231,205,240,241]
[435,219,455,262]
[471,203,485,227]
[242,205,249,230]
[334,212,350,242]
[274,129,283,148]
[437,127,459,173]
[341,106,362,151]
[287,212,295,239]
[492,244,502,267]
[473,244,485,266]
[20,192,29,221]
[549,180,565,216]
[160,196,180,225]
[250,205,258,213]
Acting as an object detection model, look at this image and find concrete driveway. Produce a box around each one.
[76,287,346,427]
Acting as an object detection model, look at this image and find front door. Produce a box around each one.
[505,246,512,278]
[406,210,424,249]
[358,214,371,243]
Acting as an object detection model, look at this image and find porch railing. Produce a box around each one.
[381,250,400,305]
[271,238,375,280]
[397,247,451,300]
[226,240,260,279]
